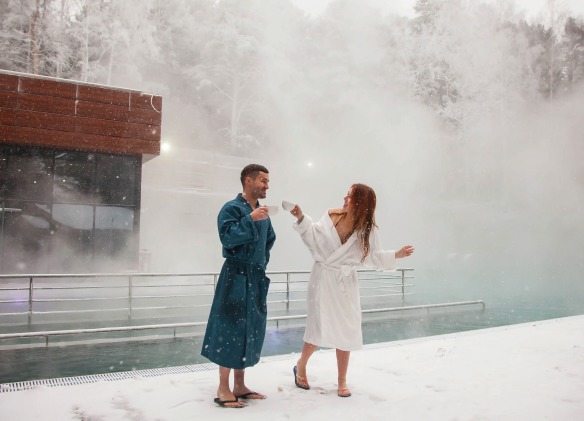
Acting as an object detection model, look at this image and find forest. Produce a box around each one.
[1,0,583,206]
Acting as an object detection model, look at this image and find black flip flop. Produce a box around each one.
[234,391,266,400]
[213,397,245,408]
[293,366,310,390]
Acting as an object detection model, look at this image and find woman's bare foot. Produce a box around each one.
[294,364,310,389]
[337,386,352,397]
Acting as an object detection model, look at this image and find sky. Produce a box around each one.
[290,0,584,19]
[1,315,583,420]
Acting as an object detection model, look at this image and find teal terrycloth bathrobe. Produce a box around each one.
[201,193,276,369]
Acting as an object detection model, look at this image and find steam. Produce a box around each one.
[136,1,584,314]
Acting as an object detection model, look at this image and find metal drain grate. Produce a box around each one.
[0,363,217,394]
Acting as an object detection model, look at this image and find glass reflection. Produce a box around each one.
[3,149,53,201]
[95,155,138,205]
[0,145,141,273]
[0,201,52,273]
[94,206,136,268]
[53,152,96,203]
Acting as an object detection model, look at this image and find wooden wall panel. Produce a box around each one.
[76,100,130,122]
[0,126,160,156]
[0,71,162,158]
[1,107,159,141]
[77,85,130,106]
[0,73,19,92]
[130,91,162,112]
[76,118,160,141]
[14,110,77,132]
[0,93,18,109]
[19,93,76,115]
[20,77,77,98]
[128,106,161,125]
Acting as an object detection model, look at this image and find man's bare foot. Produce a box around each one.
[214,397,245,408]
[216,388,245,408]
[234,390,266,400]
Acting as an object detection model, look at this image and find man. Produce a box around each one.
[201,164,276,409]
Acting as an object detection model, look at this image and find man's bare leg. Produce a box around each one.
[233,369,265,399]
[216,366,244,407]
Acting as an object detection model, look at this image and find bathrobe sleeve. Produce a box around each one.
[364,228,397,270]
[293,213,328,262]
[218,203,259,249]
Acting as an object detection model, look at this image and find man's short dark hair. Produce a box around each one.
[240,164,269,187]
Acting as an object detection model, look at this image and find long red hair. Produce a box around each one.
[349,183,377,262]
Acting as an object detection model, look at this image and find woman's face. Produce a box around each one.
[343,187,354,211]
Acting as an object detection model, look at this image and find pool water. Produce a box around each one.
[2,264,584,385]
[1,293,582,384]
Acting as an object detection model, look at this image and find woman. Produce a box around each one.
[289,183,414,397]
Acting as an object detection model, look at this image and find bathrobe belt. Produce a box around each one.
[317,262,356,293]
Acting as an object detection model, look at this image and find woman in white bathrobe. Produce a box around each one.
[289,183,414,397]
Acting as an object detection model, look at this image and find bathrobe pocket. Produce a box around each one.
[229,274,247,302]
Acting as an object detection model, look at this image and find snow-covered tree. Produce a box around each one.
[191,0,265,152]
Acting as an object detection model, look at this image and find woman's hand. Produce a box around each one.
[290,204,304,222]
[395,245,414,258]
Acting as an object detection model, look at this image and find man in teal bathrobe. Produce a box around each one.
[202,164,276,408]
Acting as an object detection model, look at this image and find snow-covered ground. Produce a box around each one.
[1,315,583,420]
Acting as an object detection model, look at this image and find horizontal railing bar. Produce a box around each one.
[32,297,128,303]
[359,284,414,290]
[131,294,213,299]
[0,269,411,280]
[0,271,309,279]
[359,278,415,283]
[361,301,485,314]
[0,290,413,307]
[0,322,207,339]
[29,308,129,315]
[361,293,414,298]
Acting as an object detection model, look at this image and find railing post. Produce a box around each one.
[286,272,290,310]
[213,274,218,291]
[128,275,133,320]
[400,269,405,299]
[28,276,34,324]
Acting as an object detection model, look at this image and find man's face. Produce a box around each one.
[249,171,269,199]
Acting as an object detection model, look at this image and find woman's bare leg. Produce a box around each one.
[336,349,351,396]
[295,342,318,388]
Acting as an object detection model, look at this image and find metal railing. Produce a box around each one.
[0,269,489,346]
[0,300,486,346]
[0,269,414,323]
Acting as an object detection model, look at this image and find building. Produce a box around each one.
[0,70,162,273]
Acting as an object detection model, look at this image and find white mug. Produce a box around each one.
[266,205,279,215]
[282,200,295,211]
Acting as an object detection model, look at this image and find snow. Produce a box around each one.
[1,315,583,420]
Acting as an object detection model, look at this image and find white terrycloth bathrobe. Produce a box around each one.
[294,211,397,351]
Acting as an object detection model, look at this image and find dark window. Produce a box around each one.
[96,155,138,205]
[0,144,141,273]
[53,152,96,203]
[4,148,53,201]
[0,200,52,273]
